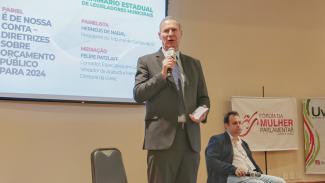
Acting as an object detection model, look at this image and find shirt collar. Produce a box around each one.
[227,131,242,144]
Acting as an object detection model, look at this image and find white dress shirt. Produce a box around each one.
[227,132,256,172]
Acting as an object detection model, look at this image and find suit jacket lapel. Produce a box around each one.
[224,132,234,162]
[155,50,164,68]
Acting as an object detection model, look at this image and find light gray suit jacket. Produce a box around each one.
[133,49,210,152]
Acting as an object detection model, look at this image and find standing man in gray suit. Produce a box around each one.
[133,16,210,183]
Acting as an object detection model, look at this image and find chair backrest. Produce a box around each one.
[91,148,128,183]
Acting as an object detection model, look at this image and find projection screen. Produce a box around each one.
[0,0,167,103]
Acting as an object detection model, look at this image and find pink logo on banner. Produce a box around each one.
[240,111,258,137]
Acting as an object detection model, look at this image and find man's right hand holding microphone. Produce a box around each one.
[161,48,176,79]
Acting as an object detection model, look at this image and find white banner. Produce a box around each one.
[303,98,325,174]
[231,97,298,151]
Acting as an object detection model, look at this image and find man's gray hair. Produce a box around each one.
[159,16,182,31]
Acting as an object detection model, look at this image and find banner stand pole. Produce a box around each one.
[262,86,268,175]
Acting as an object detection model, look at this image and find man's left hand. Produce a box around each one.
[189,111,208,124]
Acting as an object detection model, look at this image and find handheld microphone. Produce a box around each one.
[165,48,176,77]
[245,171,261,177]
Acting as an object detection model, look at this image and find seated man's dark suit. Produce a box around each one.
[205,132,262,183]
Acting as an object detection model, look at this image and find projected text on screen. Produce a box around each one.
[0,0,166,103]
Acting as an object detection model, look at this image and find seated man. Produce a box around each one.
[205,111,286,183]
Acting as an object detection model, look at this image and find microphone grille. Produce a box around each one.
[165,48,175,58]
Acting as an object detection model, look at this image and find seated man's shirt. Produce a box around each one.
[227,132,256,172]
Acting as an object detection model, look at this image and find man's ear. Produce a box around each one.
[158,32,162,40]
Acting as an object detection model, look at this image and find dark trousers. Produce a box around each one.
[147,124,200,183]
